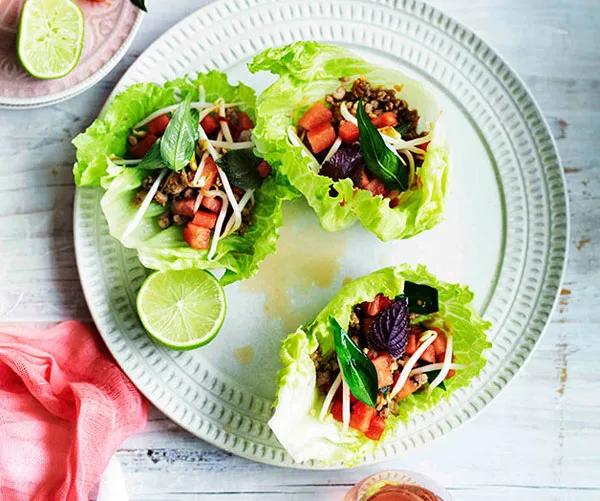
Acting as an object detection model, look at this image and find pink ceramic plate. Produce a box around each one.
[0,0,143,108]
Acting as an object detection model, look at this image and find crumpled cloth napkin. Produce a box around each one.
[0,321,149,501]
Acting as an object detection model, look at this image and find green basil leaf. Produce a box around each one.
[216,150,263,190]
[160,94,198,172]
[129,0,147,11]
[357,99,408,191]
[329,317,378,408]
[403,281,439,314]
[394,122,412,136]
[425,370,447,391]
[136,138,164,170]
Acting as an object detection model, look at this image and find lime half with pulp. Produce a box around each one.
[137,269,226,350]
[18,0,84,80]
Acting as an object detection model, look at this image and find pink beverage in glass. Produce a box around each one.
[344,470,453,501]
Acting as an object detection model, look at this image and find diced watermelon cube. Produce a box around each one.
[146,114,170,136]
[201,196,222,213]
[431,328,447,357]
[192,210,217,229]
[365,294,393,316]
[306,122,336,154]
[200,157,219,188]
[365,415,386,441]
[420,344,436,364]
[364,177,390,197]
[218,116,240,141]
[298,101,333,131]
[405,334,417,356]
[349,402,377,433]
[330,399,343,422]
[371,112,398,129]
[362,316,375,336]
[338,120,359,143]
[200,114,220,135]
[257,160,272,178]
[372,355,394,388]
[334,387,359,405]
[360,170,371,189]
[129,134,157,159]
[232,187,245,200]
[173,198,196,217]
[236,112,254,131]
[394,378,417,401]
[182,224,211,250]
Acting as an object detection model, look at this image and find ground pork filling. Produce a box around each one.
[133,170,255,234]
[130,106,257,237]
[313,295,453,433]
[326,77,423,140]
[298,77,430,203]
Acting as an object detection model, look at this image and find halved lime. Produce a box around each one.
[17,0,85,80]
[137,269,226,350]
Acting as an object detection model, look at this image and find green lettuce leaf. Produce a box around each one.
[269,264,492,466]
[249,41,450,241]
[73,82,176,186]
[73,71,296,285]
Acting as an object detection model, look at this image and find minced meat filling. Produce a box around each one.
[134,169,255,233]
[315,295,451,429]
[325,77,423,140]
[133,171,198,208]
[299,77,429,202]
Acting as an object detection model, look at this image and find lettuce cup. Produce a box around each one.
[250,42,450,241]
[73,71,295,285]
[269,265,491,466]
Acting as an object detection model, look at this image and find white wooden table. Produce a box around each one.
[1,1,598,499]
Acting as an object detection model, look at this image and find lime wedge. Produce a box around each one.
[137,269,226,350]
[17,0,84,80]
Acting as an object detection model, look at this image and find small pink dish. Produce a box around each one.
[0,0,143,108]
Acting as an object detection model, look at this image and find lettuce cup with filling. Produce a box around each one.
[250,42,450,241]
[73,71,295,285]
[269,265,491,466]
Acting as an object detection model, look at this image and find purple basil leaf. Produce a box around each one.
[368,298,410,358]
[319,146,364,184]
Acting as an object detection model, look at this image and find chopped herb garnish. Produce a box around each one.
[403,281,439,314]
[330,317,378,408]
[426,370,447,391]
[160,94,199,172]
[216,149,263,190]
[136,138,164,171]
[394,122,412,136]
[357,99,408,191]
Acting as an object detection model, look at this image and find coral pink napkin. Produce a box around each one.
[0,321,149,501]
